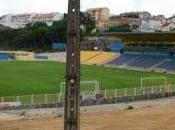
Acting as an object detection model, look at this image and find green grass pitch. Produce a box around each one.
[0,61,175,96]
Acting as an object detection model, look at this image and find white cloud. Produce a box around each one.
[0,0,175,17]
[0,0,68,15]
[138,0,175,17]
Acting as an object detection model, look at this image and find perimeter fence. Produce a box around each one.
[0,85,175,110]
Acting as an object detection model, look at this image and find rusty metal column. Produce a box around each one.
[64,0,80,130]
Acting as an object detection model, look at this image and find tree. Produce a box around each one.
[108,24,132,32]
[0,12,95,51]
[80,12,95,34]
[64,12,95,35]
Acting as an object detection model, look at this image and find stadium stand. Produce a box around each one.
[84,52,118,65]
[80,51,101,63]
[107,54,175,71]
[107,54,139,66]
[46,51,118,65]
[157,60,175,71]
[127,55,165,69]
[1,49,175,72]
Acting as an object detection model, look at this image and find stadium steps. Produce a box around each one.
[156,59,175,71]
[81,51,102,63]
[104,54,119,64]
[125,56,140,66]
[106,54,140,66]
[151,59,169,69]
[85,52,118,65]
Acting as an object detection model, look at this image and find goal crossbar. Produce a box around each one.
[140,77,167,88]
[60,80,100,94]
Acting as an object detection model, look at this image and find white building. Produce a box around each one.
[31,13,63,26]
[139,20,156,32]
[167,16,175,23]
[86,7,110,32]
[0,14,13,27]
[138,15,166,32]
[161,22,175,32]
[0,12,64,28]
[138,11,151,19]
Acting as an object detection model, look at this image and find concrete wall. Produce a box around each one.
[14,52,35,61]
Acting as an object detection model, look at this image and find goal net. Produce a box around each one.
[60,80,100,94]
[140,77,167,88]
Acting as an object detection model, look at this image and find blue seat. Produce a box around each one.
[107,54,138,66]
[107,54,168,69]
[128,55,165,69]
[157,60,175,71]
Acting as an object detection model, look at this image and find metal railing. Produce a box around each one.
[0,85,175,107]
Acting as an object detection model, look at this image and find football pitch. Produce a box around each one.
[0,61,175,96]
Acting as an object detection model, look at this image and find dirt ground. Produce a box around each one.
[1,104,175,130]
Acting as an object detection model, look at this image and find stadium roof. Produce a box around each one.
[90,32,175,43]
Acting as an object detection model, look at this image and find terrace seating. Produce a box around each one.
[108,54,139,66]
[128,55,165,69]
[107,54,139,66]
[38,51,118,65]
[34,51,175,72]
[107,54,174,70]
[48,51,104,63]
[85,52,118,65]
[157,60,175,71]
[80,51,101,63]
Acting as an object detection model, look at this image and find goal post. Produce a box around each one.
[60,80,100,94]
[140,77,167,89]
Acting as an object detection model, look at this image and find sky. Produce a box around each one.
[0,0,175,17]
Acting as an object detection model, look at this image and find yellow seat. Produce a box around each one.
[80,51,101,63]
[81,51,119,65]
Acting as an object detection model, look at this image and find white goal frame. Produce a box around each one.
[60,80,100,94]
[140,77,167,89]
